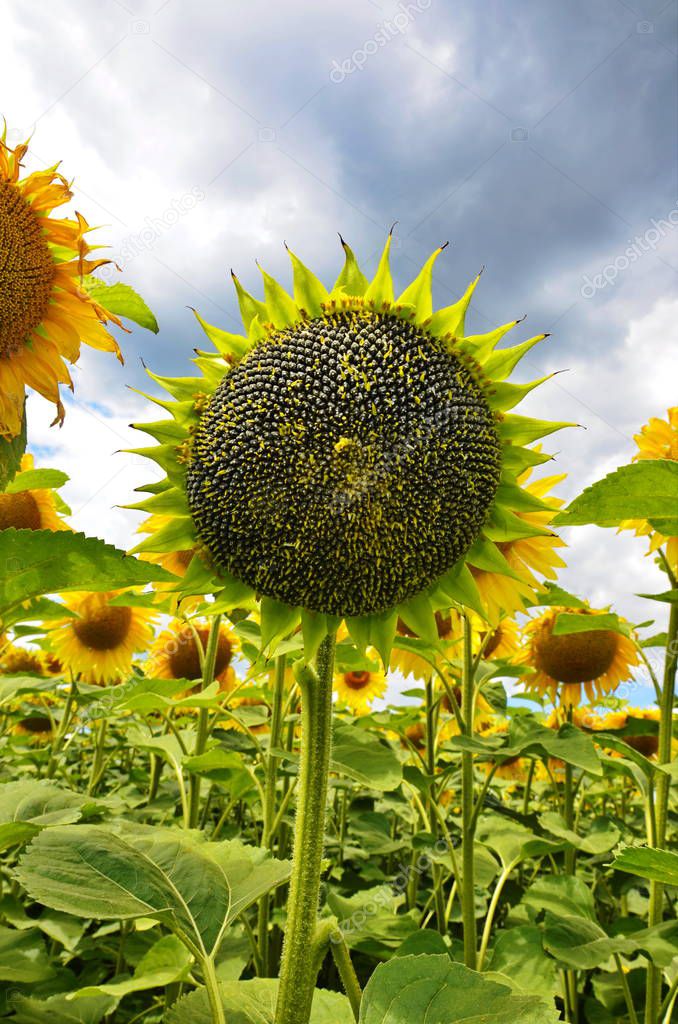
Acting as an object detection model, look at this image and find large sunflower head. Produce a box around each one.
[334,666,387,714]
[51,591,156,684]
[146,618,237,693]
[0,453,70,531]
[620,407,678,575]
[516,607,640,706]
[0,132,124,439]
[131,237,569,654]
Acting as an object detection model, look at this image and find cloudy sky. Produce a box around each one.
[3,0,677,699]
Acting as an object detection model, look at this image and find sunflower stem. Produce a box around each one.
[275,632,336,1024]
[258,654,287,976]
[645,599,678,1024]
[188,614,222,829]
[461,613,478,970]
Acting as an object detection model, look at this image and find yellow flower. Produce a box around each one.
[516,607,639,706]
[0,134,126,439]
[390,611,458,680]
[50,591,156,684]
[0,454,70,532]
[0,643,47,675]
[146,618,237,695]
[334,668,387,714]
[12,713,55,745]
[471,463,567,622]
[620,407,678,575]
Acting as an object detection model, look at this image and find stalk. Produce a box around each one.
[645,599,678,1023]
[275,633,336,1024]
[188,614,222,829]
[258,654,287,976]
[460,614,477,969]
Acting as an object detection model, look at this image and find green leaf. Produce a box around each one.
[0,925,54,982]
[74,934,192,999]
[0,405,27,491]
[325,886,419,956]
[16,825,290,960]
[613,846,678,886]
[551,612,627,637]
[9,993,116,1024]
[6,468,69,493]
[554,460,678,527]
[331,722,402,791]
[539,813,620,855]
[0,529,176,616]
[166,980,353,1023]
[489,925,557,1001]
[83,277,159,333]
[359,955,560,1023]
[543,914,635,970]
[0,781,93,852]
[523,874,596,921]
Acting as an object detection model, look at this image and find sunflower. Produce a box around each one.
[146,618,237,695]
[0,132,125,439]
[130,235,568,654]
[0,453,70,531]
[515,607,640,706]
[50,591,156,684]
[620,407,678,575]
[12,713,56,745]
[438,682,495,740]
[334,668,387,714]
[136,513,198,578]
[390,611,458,680]
[0,643,47,676]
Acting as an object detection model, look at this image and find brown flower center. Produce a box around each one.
[343,671,371,691]
[73,605,133,651]
[0,491,42,530]
[18,714,52,734]
[168,626,233,681]
[0,181,55,357]
[534,626,618,684]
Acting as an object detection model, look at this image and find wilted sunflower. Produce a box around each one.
[516,607,640,706]
[334,667,386,714]
[0,454,70,532]
[130,236,567,650]
[146,618,237,694]
[620,407,678,575]
[51,591,156,684]
[0,132,125,438]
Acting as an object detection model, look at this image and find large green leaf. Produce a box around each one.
[613,846,678,886]
[0,781,94,852]
[325,886,419,956]
[359,955,560,1023]
[553,460,678,527]
[16,825,290,960]
[331,722,402,791]
[0,529,176,615]
[6,468,69,493]
[164,979,354,1023]
[83,277,159,333]
[551,612,627,637]
[489,925,557,1001]
[0,925,54,982]
[523,875,596,921]
[74,934,192,999]
[8,993,115,1024]
[543,914,636,970]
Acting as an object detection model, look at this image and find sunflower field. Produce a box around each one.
[1,128,678,1024]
